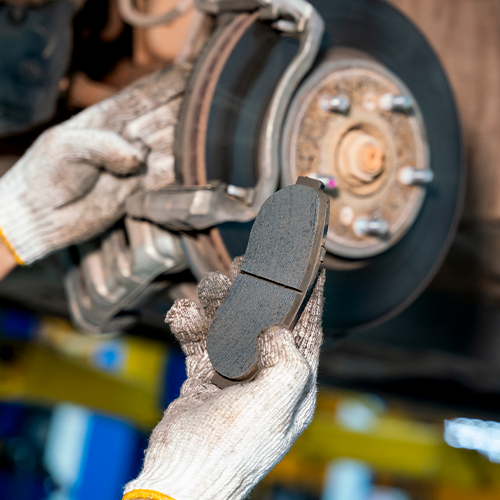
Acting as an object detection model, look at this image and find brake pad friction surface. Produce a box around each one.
[241,184,320,291]
[207,273,297,379]
[207,177,329,383]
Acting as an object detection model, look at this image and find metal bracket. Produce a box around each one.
[63,217,188,333]
[127,0,324,229]
[195,0,314,34]
[194,0,262,15]
[127,181,256,231]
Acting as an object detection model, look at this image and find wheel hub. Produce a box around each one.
[283,54,430,259]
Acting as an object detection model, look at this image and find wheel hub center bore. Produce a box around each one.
[361,143,384,176]
[282,51,430,260]
[337,130,385,188]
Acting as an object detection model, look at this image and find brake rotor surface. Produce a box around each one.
[178,0,464,334]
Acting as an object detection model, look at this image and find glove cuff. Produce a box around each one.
[0,166,53,265]
[123,489,176,500]
[0,226,24,265]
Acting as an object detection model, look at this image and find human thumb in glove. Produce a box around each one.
[0,64,190,265]
[123,258,325,500]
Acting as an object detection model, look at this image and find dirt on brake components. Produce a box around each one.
[283,52,430,259]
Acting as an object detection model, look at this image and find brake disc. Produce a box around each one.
[179,0,464,334]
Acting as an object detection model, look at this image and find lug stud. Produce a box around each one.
[320,94,350,114]
[308,173,337,190]
[399,166,434,186]
[379,93,413,113]
[353,217,389,238]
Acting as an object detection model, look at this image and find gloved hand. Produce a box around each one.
[0,63,191,265]
[123,258,325,500]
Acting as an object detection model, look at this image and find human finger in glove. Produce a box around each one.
[0,63,191,266]
[123,257,326,500]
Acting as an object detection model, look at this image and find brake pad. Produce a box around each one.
[207,176,330,387]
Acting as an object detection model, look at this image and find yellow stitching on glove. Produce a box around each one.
[0,226,24,266]
[122,490,176,500]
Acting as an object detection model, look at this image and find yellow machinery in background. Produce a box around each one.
[0,314,498,499]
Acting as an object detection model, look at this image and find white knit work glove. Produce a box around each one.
[0,63,191,265]
[123,258,326,500]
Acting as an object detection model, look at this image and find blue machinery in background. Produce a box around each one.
[0,305,188,500]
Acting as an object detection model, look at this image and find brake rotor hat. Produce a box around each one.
[283,54,430,260]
